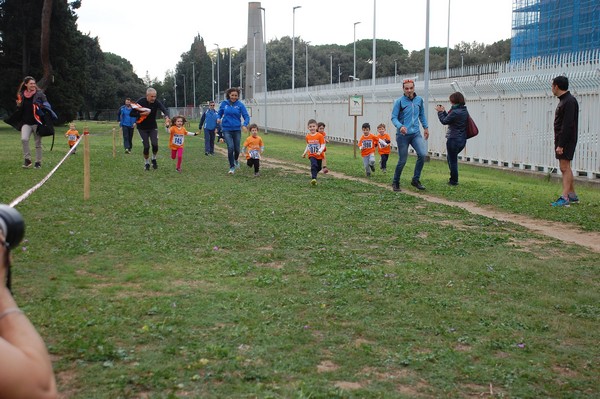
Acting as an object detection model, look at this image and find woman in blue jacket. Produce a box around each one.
[435,91,469,186]
[217,88,250,174]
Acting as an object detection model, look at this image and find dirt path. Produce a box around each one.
[257,156,600,253]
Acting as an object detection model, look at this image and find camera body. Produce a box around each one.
[0,205,25,249]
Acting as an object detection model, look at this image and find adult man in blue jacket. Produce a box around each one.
[391,79,429,192]
[199,101,220,155]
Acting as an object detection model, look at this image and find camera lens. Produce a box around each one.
[0,205,25,249]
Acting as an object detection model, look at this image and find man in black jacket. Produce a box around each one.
[550,75,579,207]
[135,88,170,171]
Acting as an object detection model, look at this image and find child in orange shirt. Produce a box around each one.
[317,122,329,174]
[168,115,197,172]
[358,122,379,177]
[302,119,326,185]
[376,123,392,172]
[242,123,264,177]
[65,122,80,154]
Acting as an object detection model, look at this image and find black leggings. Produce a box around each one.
[138,128,159,156]
[247,158,260,173]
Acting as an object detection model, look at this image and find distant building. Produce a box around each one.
[511,0,600,60]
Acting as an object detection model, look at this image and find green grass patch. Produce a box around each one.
[1,122,599,398]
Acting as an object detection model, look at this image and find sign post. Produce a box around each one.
[348,95,364,158]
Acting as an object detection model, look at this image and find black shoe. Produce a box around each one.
[144,163,150,171]
[23,159,32,168]
[34,162,41,169]
[392,182,401,192]
[448,180,458,186]
[151,159,158,169]
[205,152,209,156]
[411,180,425,190]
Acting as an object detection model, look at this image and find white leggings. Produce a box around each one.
[21,124,43,162]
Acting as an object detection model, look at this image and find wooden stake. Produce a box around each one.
[112,127,116,158]
[353,115,358,159]
[83,126,90,200]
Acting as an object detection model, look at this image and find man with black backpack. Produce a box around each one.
[390,79,429,192]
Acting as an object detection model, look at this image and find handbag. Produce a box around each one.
[466,114,479,139]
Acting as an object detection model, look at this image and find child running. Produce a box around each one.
[242,123,264,177]
[65,122,80,154]
[317,122,330,174]
[302,119,326,185]
[168,115,197,172]
[376,123,392,172]
[358,122,379,177]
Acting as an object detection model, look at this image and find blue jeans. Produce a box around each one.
[310,157,322,179]
[223,130,241,168]
[393,133,428,185]
[446,137,466,184]
[204,129,216,154]
[122,126,134,150]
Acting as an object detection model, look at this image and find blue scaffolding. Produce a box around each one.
[511,0,600,60]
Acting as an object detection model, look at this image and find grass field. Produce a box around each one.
[1,122,599,398]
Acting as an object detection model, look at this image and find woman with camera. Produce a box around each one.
[0,232,57,398]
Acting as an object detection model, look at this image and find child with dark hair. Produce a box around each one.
[168,115,198,172]
[376,123,391,172]
[317,122,330,173]
[242,123,264,177]
[302,119,326,185]
[358,122,379,177]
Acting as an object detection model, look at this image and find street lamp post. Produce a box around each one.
[372,0,377,90]
[329,54,333,85]
[305,41,310,91]
[192,62,196,108]
[253,31,258,97]
[239,63,244,99]
[174,77,178,108]
[181,74,186,108]
[211,60,215,101]
[228,47,233,88]
[260,6,268,133]
[446,0,451,78]
[353,21,361,88]
[338,64,341,88]
[394,59,398,83]
[214,44,220,101]
[460,52,464,76]
[292,5,301,101]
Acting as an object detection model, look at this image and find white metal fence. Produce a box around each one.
[247,51,600,179]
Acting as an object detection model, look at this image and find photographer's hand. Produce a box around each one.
[0,234,57,399]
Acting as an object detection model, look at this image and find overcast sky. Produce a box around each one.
[75,0,513,80]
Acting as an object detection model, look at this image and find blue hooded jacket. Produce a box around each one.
[391,93,428,135]
[218,99,250,131]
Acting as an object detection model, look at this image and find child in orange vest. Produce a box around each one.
[302,119,326,185]
[65,122,80,154]
[168,115,198,172]
[376,123,392,172]
[358,122,379,177]
[242,123,265,177]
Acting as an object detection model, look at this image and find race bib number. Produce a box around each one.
[249,150,260,159]
[363,140,373,149]
[308,143,320,154]
[173,134,184,146]
[68,134,77,141]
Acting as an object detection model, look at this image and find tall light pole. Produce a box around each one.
[174,76,178,108]
[305,41,310,91]
[211,60,215,101]
[446,0,451,78]
[372,0,377,90]
[460,52,464,76]
[253,31,258,97]
[181,74,187,108]
[191,62,196,108]
[394,59,398,83]
[239,63,244,99]
[260,6,268,133]
[329,54,333,85]
[353,21,361,88]
[292,5,301,101]
[338,64,341,88]
[228,47,233,88]
[214,44,220,101]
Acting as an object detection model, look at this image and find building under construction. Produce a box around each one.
[511,0,600,60]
